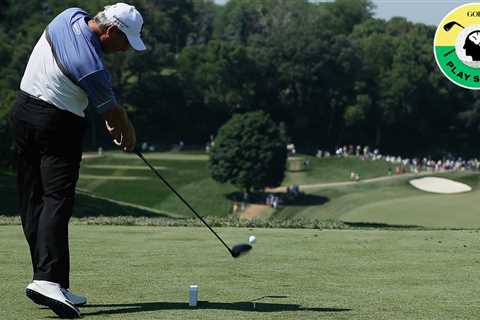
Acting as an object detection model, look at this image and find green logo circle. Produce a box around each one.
[434,3,480,89]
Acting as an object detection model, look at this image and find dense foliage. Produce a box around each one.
[0,0,478,166]
[209,111,287,191]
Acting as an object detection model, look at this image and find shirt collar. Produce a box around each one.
[79,16,102,53]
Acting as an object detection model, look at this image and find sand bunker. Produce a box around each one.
[409,177,472,194]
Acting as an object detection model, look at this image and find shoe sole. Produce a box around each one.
[26,288,80,319]
[26,290,86,307]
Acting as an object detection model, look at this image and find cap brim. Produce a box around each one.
[126,33,146,51]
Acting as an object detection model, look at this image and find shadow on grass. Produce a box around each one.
[80,301,351,316]
[250,295,289,301]
[343,222,423,229]
[226,192,329,207]
[72,192,167,218]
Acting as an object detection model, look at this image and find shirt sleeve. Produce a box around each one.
[78,70,117,114]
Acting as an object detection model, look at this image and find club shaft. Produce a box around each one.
[134,148,232,254]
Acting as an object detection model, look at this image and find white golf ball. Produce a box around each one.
[249,235,256,244]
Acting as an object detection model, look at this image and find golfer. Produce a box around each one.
[9,3,145,318]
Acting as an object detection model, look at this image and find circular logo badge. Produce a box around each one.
[434,3,480,89]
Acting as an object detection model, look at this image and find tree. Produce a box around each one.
[187,0,218,45]
[209,111,288,193]
[324,0,375,34]
[178,40,256,112]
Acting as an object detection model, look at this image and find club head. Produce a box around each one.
[230,243,252,258]
[443,21,456,32]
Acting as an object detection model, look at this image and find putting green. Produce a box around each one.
[342,190,480,228]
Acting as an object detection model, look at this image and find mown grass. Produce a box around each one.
[77,154,236,218]
[282,155,391,186]
[77,152,392,218]
[1,151,395,224]
[2,225,480,320]
[274,171,480,228]
[0,168,171,218]
[4,152,480,229]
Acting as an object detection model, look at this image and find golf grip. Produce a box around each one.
[134,148,233,254]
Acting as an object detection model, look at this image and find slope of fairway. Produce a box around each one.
[276,175,419,221]
[0,169,169,218]
[275,172,480,228]
[78,152,392,218]
[2,225,480,320]
[342,190,480,228]
[77,153,237,218]
[283,155,391,185]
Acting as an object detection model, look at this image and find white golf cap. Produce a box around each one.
[104,3,146,51]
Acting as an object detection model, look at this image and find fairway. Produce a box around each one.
[2,225,480,319]
[283,156,392,186]
[274,172,480,228]
[342,191,480,228]
[75,152,394,220]
[77,153,237,218]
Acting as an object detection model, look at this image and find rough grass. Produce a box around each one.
[0,214,352,230]
[2,225,480,320]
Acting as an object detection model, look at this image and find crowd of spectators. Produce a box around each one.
[232,143,480,214]
[317,144,480,176]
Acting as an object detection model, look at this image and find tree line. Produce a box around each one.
[0,0,479,166]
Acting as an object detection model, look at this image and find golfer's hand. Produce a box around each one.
[103,105,136,152]
[121,121,136,152]
[105,120,122,145]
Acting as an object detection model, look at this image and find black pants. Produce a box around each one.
[9,91,86,289]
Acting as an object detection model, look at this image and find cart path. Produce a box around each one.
[268,172,429,192]
[239,204,269,220]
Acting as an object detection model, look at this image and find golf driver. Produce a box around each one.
[441,21,465,57]
[443,21,465,32]
[134,147,252,258]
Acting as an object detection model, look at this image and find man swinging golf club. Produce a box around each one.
[9,3,144,318]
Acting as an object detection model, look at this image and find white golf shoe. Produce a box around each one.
[61,288,87,306]
[26,281,80,319]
